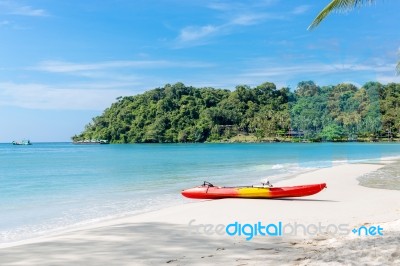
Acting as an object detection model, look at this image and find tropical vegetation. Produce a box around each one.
[72,81,400,143]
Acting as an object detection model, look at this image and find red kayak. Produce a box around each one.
[181,181,327,199]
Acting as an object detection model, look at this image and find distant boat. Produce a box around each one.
[12,139,32,145]
[73,139,109,145]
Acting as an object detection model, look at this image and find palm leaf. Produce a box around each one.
[397,61,400,75]
[308,0,375,30]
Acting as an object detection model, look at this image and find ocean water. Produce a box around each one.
[1,142,399,243]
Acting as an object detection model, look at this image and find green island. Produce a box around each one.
[72,81,400,143]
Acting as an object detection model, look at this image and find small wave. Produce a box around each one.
[271,164,284,169]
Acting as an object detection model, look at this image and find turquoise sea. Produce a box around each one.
[1,142,399,243]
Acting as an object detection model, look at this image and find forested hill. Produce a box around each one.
[72,81,400,143]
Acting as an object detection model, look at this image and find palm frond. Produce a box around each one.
[308,0,375,30]
[396,61,400,75]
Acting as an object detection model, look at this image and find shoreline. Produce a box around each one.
[1,157,397,247]
[0,162,399,265]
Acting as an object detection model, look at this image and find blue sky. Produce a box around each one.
[1,0,399,142]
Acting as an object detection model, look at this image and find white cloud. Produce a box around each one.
[230,14,268,26]
[175,0,285,47]
[239,57,395,77]
[0,82,131,110]
[180,60,396,89]
[242,62,397,79]
[34,60,169,73]
[292,5,311,15]
[1,58,216,110]
[255,0,280,7]
[0,1,48,17]
[175,12,277,46]
[376,75,400,84]
[0,20,10,26]
[175,56,397,90]
[207,0,278,12]
[10,5,47,17]
[178,25,220,42]
[33,60,213,73]
[207,2,232,11]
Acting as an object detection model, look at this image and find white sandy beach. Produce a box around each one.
[0,162,399,265]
